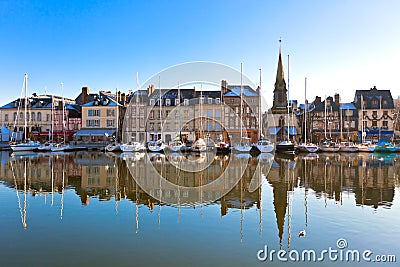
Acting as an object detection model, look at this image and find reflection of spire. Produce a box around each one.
[271,158,288,247]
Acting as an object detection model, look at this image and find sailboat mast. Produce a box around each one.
[24,74,28,141]
[287,55,290,141]
[115,88,119,142]
[304,77,307,143]
[361,94,364,143]
[324,95,327,139]
[159,76,162,141]
[259,68,262,140]
[240,63,243,141]
[61,82,66,144]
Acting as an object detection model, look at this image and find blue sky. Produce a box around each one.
[1,0,399,107]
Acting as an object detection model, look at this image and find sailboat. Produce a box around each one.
[169,83,185,152]
[37,99,55,151]
[234,63,252,153]
[191,84,207,153]
[338,102,358,152]
[276,54,295,153]
[319,97,340,152]
[149,77,166,153]
[256,68,275,153]
[105,89,122,152]
[120,74,146,153]
[51,83,71,152]
[297,78,319,153]
[357,94,376,152]
[10,74,40,152]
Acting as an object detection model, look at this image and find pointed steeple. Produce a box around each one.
[276,48,285,84]
[272,39,288,113]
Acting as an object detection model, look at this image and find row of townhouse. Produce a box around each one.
[296,86,397,143]
[0,81,262,145]
[122,80,261,145]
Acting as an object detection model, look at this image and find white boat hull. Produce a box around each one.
[10,142,40,152]
[319,146,340,152]
[105,143,121,152]
[233,145,252,153]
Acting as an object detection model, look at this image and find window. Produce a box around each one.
[216,98,220,104]
[20,112,23,120]
[175,99,180,106]
[383,111,388,116]
[183,110,189,119]
[107,120,115,127]
[184,99,189,106]
[14,112,17,121]
[4,114,8,122]
[207,110,213,118]
[382,121,388,128]
[372,111,377,117]
[88,109,100,116]
[46,114,50,121]
[372,100,378,105]
[215,110,221,118]
[200,97,204,104]
[363,111,367,117]
[31,112,35,121]
[149,110,154,119]
[37,112,41,121]
[106,109,115,117]
[207,97,213,104]
[372,120,377,127]
[150,99,155,106]
[166,99,171,106]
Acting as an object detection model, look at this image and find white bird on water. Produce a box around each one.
[298,230,306,237]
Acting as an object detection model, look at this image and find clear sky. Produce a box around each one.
[1,0,400,107]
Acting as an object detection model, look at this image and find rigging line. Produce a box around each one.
[10,159,26,229]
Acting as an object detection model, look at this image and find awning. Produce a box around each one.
[74,128,116,137]
[269,127,281,135]
[358,130,394,135]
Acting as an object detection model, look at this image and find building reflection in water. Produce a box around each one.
[0,150,398,240]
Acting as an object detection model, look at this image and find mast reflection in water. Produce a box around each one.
[0,151,399,267]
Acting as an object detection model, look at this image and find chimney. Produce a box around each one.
[221,80,228,95]
[81,86,89,105]
[120,93,126,104]
[147,85,155,96]
[334,93,340,105]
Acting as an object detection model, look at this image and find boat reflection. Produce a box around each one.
[0,150,398,232]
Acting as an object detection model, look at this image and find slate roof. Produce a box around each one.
[82,95,121,107]
[224,85,258,97]
[354,86,394,109]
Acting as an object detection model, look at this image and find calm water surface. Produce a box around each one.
[0,151,399,266]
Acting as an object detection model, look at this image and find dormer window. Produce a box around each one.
[166,99,171,106]
[150,99,155,106]
[175,99,180,106]
[216,98,220,104]
[184,99,189,106]
[208,97,213,104]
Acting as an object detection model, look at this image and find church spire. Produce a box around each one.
[276,39,285,84]
[272,39,288,113]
